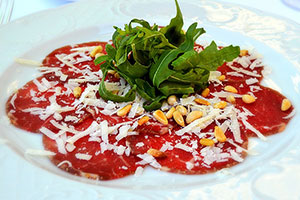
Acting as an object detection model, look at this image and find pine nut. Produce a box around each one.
[218,75,226,81]
[281,98,291,111]
[186,111,203,124]
[107,70,116,75]
[201,88,210,97]
[242,94,256,104]
[240,49,248,57]
[153,110,168,125]
[214,126,227,142]
[194,98,210,106]
[147,148,166,158]
[117,104,132,117]
[200,138,215,146]
[136,106,145,115]
[166,107,176,119]
[213,101,227,109]
[138,116,150,126]
[90,46,103,57]
[73,87,82,98]
[175,105,188,116]
[226,95,236,104]
[173,110,185,127]
[224,85,238,93]
[114,72,120,79]
[112,90,119,95]
[95,53,105,59]
[167,95,177,106]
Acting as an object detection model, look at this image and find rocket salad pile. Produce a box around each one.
[95,0,240,110]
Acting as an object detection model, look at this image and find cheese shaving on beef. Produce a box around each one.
[25,149,56,156]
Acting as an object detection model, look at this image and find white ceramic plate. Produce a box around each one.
[0,0,299,199]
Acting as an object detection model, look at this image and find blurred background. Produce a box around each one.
[7,0,300,24]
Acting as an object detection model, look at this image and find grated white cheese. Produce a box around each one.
[25,149,55,156]
[136,153,161,169]
[245,78,258,85]
[134,166,144,177]
[228,65,261,77]
[75,153,92,161]
[174,143,193,152]
[15,58,42,66]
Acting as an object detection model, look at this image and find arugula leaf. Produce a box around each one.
[160,0,185,46]
[159,82,194,96]
[149,49,182,88]
[94,0,240,111]
[98,65,136,102]
[179,22,205,51]
[143,95,166,111]
[197,41,240,71]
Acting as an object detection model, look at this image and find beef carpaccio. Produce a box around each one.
[6,42,294,180]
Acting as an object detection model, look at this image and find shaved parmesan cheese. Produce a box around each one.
[116,125,130,141]
[25,149,55,156]
[57,160,72,168]
[241,119,267,141]
[174,143,193,152]
[230,150,244,162]
[134,166,144,177]
[226,71,244,77]
[115,145,126,155]
[10,93,17,109]
[186,161,194,170]
[245,78,258,85]
[136,153,161,169]
[228,65,261,77]
[175,109,220,136]
[15,58,42,66]
[66,143,76,152]
[283,109,296,119]
[136,142,144,147]
[75,153,92,160]
[40,127,58,140]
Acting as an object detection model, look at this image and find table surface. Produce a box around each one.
[11,0,300,24]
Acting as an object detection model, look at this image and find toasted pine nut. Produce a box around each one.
[175,105,188,116]
[153,110,168,125]
[173,110,185,127]
[194,98,210,106]
[138,116,150,126]
[73,87,82,98]
[218,75,226,81]
[226,95,236,104]
[114,72,120,79]
[166,107,176,119]
[107,70,116,75]
[242,94,256,104]
[147,148,166,158]
[224,85,238,93]
[186,111,203,124]
[201,88,210,97]
[90,46,103,57]
[240,49,248,57]
[117,104,132,117]
[281,98,291,111]
[136,106,145,115]
[213,101,227,109]
[95,53,105,59]
[167,95,177,106]
[200,138,215,146]
[112,90,119,95]
[214,126,227,142]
